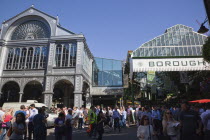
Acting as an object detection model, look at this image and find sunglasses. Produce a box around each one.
[166,112,172,114]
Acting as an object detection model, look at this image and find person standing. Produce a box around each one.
[162,109,180,140]
[33,108,47,140]
[137,115,155,140]
[113,107,121,132]
[9,112,27,140]
[179,102,202,140]
[28,104,38,140]
[97,111,105,140]
[65,119,72,140]
[78,107,84,129]
[87,106,97,138]
[0,107,5,140]
[2,108,13,140]
[54,112,65,140]
[201,102,210,140]
[14,105,28,139]
[0,107,5,122]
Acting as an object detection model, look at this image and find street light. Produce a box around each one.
[198,17,209,34]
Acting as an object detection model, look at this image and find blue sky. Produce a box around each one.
[0,0,207,60]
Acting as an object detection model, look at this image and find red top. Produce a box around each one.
[4,114,13,122]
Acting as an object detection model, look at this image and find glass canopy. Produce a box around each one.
[132,24,207,57]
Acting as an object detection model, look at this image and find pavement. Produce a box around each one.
[5,125,138,140]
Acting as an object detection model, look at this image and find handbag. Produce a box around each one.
[7,125,13,137]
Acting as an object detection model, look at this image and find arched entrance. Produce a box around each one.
[1,81,20,106]
[23,81,43,102]
[53,80,74,108]
[82,82,90,108]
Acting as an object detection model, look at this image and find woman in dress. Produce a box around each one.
[162,109,180,140]
[137,115,154,140]
[9,112,26,140]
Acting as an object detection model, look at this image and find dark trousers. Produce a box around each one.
[55,133,63,140]
[90,123,97,137]
[78,118,83,129]
[97,129,104,140]
[204,130,210,140]
[114,118,120,132]
[28,122,34,140]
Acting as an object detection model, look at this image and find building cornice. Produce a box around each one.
[5,39,50,47]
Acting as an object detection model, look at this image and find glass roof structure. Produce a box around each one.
[132,24,207,58]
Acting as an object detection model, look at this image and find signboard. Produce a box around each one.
[147,71,156,83]
[132,58,210,72]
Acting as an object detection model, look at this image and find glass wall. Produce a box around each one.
[132,24,207,57]
[5,46,47,70]
[92,57,123,87]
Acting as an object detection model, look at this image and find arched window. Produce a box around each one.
[70,43,77,67]
[33,47,40,69]
[19,48,27,69]
[62,43,69,67]
[6,48,14,69]
[26,47,34,69]
[13,48,20,69]
[55,44,62,67]
[55,43,77,68]
[40,47,47,68]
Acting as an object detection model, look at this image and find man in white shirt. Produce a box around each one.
[78,107,84,129]
[0,107,5,122]
[28,104,38,140]
[201,103,210,140]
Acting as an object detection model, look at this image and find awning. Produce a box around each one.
[189,99,210,103]
[132,58,210,72]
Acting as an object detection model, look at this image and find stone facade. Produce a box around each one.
[0,7,93,108]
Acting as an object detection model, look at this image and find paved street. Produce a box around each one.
[46,126,138,140]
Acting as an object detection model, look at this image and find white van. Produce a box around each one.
[2,100,57,127]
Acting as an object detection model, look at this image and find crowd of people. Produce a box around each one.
[0,102,210,140]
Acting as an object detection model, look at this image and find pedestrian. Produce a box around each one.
[87,106,97,138]
[151,106,162,136]
[28,104,38,140]
[112,106,121,132]
[54,112,65,140]
[137,115,155,140]
[9,112,27,140]
[0,118,4,140]
[201,102,210,140]
[97,111,106,140]
[2,108,13,140]
[78,107,84,129]
[65,119,72,140]
[179,102,202,140]
[33,108,47,140]
[162,109,180,140]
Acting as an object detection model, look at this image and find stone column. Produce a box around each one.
[73,40,84,108]
[86,93,91,109]
[74,75,83,107]
[43,92,53,108]
[19,92,23,103]
[74,92,83,108]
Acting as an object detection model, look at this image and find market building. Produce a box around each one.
[0,6,123,108]
[130,24,209,100]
